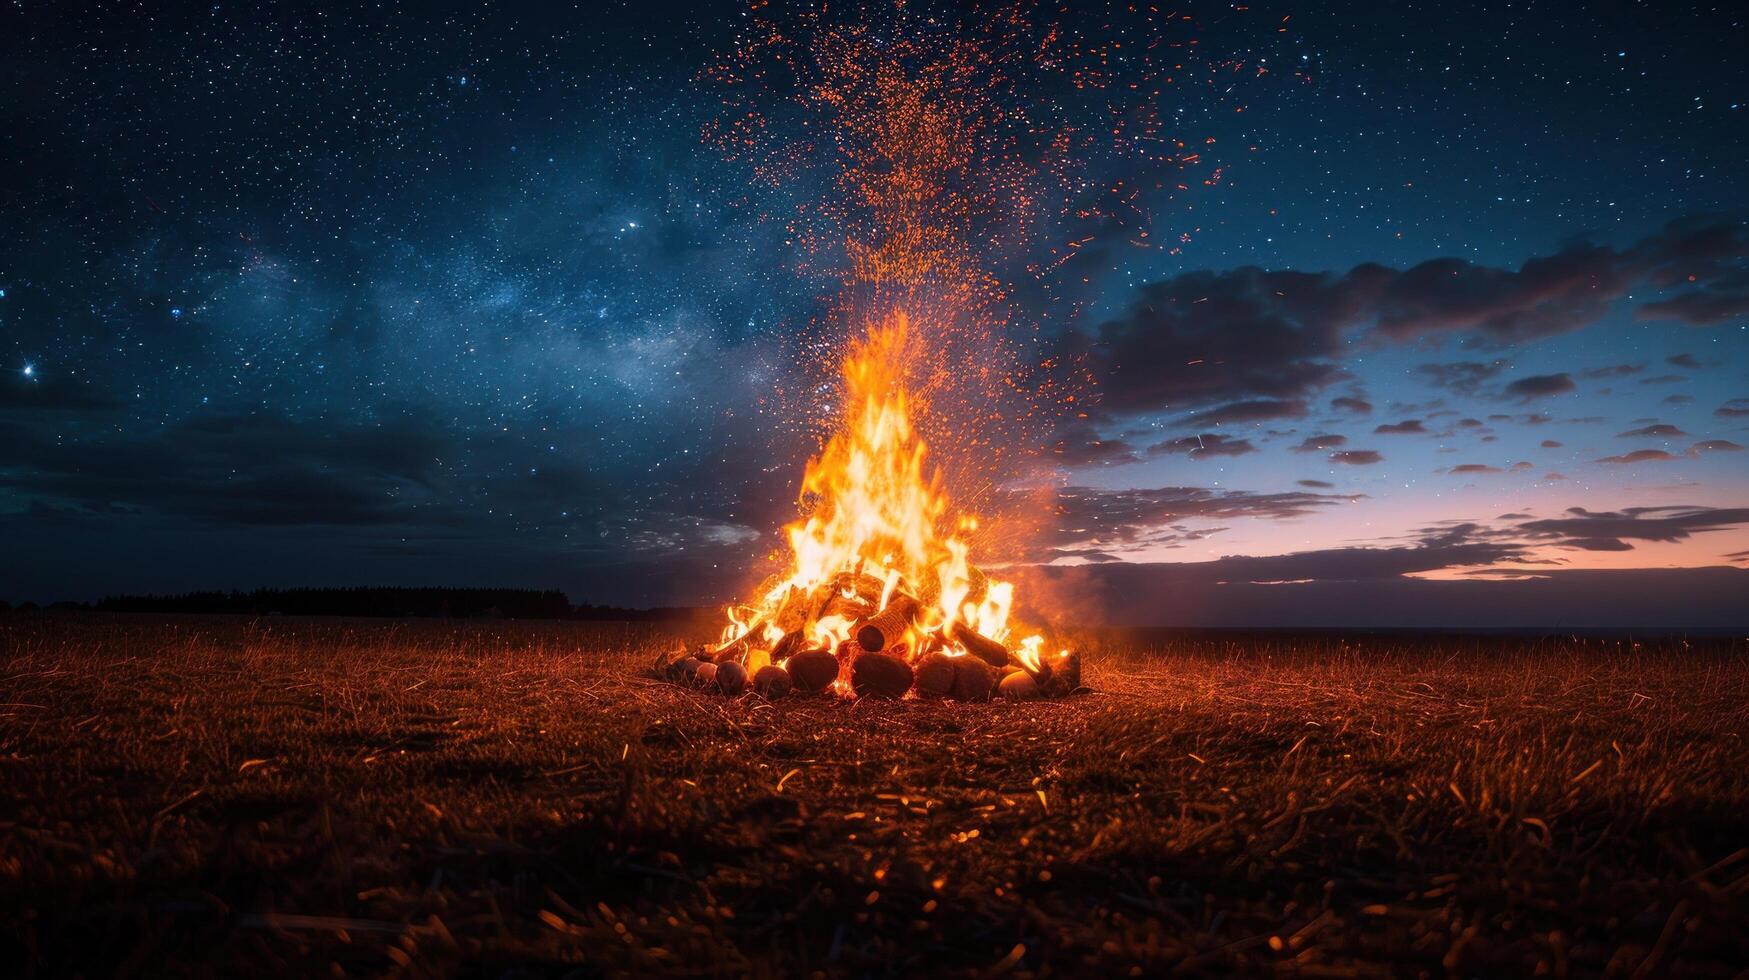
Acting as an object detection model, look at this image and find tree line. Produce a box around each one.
[0,587,697,621]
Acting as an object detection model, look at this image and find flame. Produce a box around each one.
[719,311,1041,669]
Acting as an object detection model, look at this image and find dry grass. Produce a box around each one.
[2,615,1747,977]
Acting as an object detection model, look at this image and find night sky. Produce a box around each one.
[3,1,1746,624]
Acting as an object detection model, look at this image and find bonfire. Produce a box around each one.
[666,313,1080,703]
[663,4,1123,702]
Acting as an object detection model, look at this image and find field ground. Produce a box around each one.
[2,616,1747,977]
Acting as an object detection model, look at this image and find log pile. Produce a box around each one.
[661,579,1084,702]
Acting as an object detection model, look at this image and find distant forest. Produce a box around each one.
[0,587,697,621]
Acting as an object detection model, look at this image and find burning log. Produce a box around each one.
[666,654,704,684]
[850,651,913,699]
[854,593,922,653]
[1041,651,1082,697]
[707,619,766,662]
[998,670,1040,701]
[771,585,810,634]
[770,629,810,664]
[948,656,997,701]
[944,620,1011,670]
[912,650,956,698]
[692,661,719,689]
[752,664,793,699]
[819,593,873,623]
[785,648,839,694]
[942,620,1054,688]
[716,661,748,696]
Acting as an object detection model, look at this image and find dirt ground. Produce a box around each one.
[3,615,1746,977]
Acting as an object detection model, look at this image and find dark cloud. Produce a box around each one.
[1297,479,1335,488]
[1580,363,1645,379]
[1292,433,1347,452]
[1541,439,1563,448]
[1084,217,1746,420]
[1084,266,1361,418]
[1041,485,1356,555]
[1416,360,1507,395]
[1663,394,1694,405]
[1449,463,1503,474]
[1374,419,1427,434]
[1012,564,1749,629]
[1179,399,1306,427]
[0,376,120,412]
[1638,374,1686,385]
[1714,399,1749,418]
[1147,433,1257,459]
[1561,537,1637,551]
[1596,449,1678,464]
[1667,353,1702,369]
[1518,506,1749,547]
[1331,396,1372,414]
[1050,423,1140,467]
[1617,423,1686,437]
[1636,267,1749,325]
[1690,439,1744,454]
[1502,373,1576,401]
[0,411,463,526]
[1329,450,1383,465]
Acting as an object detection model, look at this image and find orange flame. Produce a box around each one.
[723,311,1043,671]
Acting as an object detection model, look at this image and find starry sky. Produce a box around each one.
[3,1,1746,624]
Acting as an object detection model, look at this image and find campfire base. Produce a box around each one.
[658,644,1086,703]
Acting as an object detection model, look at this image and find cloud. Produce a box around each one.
[1416,360,1506,395]
[1012,564,1749,628]
[1449,463,1503,474]
[1667,353,1702,369]
[1617,423,1687,437]
[1179,399,1306,427]
[1040,485,1358,556]
[1292,433,1347,452]
[1716,399,1749,418]
[1517,505,1749,548]
[1502,373,1576,401]
[0,411,465,527]
[1331,396,1372,414]
[1083,266,1361,418]
[1297,479,1335,488]
[1636,267,1749,325]
[1148,433,1258,459]
[1374,419,1427,435]
[1050,423,1140,467]
[1690,439,1744,454]
[1595,449,1678,464]
[1561,537,1637,551]
[1580,363,1644,379]
[1329,450,1383,465]
[1082,216,1746,420]
[1541,439,1563,448]
[0,376,119,413]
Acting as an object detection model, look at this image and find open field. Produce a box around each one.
[3,616,1747,977]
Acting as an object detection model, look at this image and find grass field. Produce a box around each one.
[3,615,1747,977]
